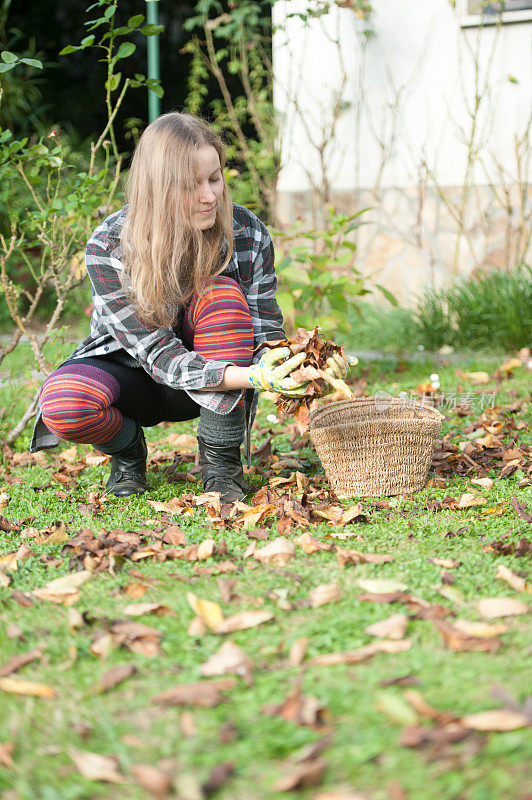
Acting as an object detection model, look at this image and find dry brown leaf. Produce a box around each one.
[91,664,137,694]
[254,537,296,566]
[263,683,329,727]
[234,503,277,529]
[365,614,407,640]
[187,593,224,631]
[152,678,237,708]
[162,526,187,546]
[70,749,125,783]
[433,620,502,652]
[0,677,57,698]
[309,583,341,608]
[0,741,14,767]
[197,539,215,560]
[428,557,462,569]
[356,578,407,594]
[123,581,149,598]
[462,709,530,731]
[274,758,328,792]
[337,549,394,567]
[310,640,412,666]
[477,596,530,619]
[456,370,490,385]
[496,564,531,594]
[32,570,91,605]
[147,497,194,516]
[453,619,508,638]
[471,477,494,490]
[202,761,236,795]
[456,493,487,509]
[130,764,172,799]
[295,532,333,555]
[165,432,197,451]
[289,638,309,666]
[0,648,42,677]
[215,609,274,634]
[123,602,174,617]
[200,641,253,684]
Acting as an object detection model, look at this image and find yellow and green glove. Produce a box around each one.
[249,347,308,398]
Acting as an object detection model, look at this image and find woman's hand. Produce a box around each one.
[248,347,308,398]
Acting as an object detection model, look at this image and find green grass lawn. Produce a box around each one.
[0,350,531,800]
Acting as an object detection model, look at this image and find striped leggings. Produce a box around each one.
[40,276,254,448]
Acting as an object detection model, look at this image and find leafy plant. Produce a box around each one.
[273,207,395,337]
[414,264,532,352]
[0,0,164,443]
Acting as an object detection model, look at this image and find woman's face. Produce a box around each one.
[187,144,225,230]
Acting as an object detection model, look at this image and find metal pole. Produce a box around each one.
[146,0,161,122]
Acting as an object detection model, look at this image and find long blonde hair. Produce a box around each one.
[121,112,234,326]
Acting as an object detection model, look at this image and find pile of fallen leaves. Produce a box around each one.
[259,326,353,433]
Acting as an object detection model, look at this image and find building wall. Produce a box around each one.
[272,0,532,304]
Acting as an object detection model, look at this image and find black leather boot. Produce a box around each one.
[197,435,249,504]
[105,423,148,497]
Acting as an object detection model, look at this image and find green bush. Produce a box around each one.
[339,264,532,354]
[415,263,532,352]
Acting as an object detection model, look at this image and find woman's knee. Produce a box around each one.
[40,365,122,443]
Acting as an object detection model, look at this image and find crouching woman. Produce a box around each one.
[30,112,307,503]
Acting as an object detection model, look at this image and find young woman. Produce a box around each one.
[30,112,314,503]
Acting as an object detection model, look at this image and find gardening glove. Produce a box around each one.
[321,352,359,398]
[324,352,358,379]
[249,347,309,398]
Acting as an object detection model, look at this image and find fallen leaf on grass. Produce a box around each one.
[456,493,487,509]
[365,614,407,640]
[0,741,14,767]
[433,619,502,652]
[32,570,91,605]
[428,557,462,569]
[123,602,175,617]
[152,678,237,708]
[202,761,236,796]
[356,578,408,594]
[70,749,125,783]
[289,638,309,666]
[295,533,333,555]
[123,582,149,599]
[338,549,394,567]
[477,596,530,619]
[187,593,224,631]
[162,526,187,546]
[496,564,531,594]
[130,764,172,799]
[0,677,56,698]
[462,709,530,731]
[234,502,278,529]
[91,664,137,694]
[0,647,42,678]
[310,640,411,666]
[309,583,341,608]
[456,370,490,385]
[110,621,163,657]
[471,478,494,490]
[200,641,253,684]
[263,683,330,727]
[216,609,274,634]
[453,619,508,638]
[254,537,295,566]
[274,758,328,792]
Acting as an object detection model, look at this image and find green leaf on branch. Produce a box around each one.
[104,5,117,19]
[116,42,136,60]
[140,24,165,36]
[128,14,145,28]
[105,72,121,92]
[1,51,18,64]
[376,284,398,306]
[59,45,80,55]
[20,58,43,69]
[80,35,96,48]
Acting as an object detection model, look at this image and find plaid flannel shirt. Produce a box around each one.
[30,203,286,454]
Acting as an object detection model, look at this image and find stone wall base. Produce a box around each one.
[275,185,532,306]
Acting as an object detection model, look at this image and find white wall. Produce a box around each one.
[273,0,532,193]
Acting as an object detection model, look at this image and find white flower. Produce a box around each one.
[432,380,440,389]
[266,414,280,424]
[430,373,439,382]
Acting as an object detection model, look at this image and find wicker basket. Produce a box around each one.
[308,396,444,498]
